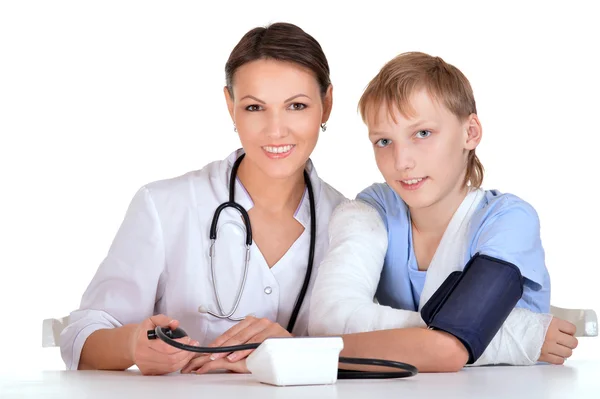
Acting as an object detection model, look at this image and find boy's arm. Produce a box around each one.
[337,309,574,372]
[308,199,424,338]
[467,196,576,366]
[308,198,470,372]
[339,328,469,373]
[310,197,575,372]
[472,308,553,366]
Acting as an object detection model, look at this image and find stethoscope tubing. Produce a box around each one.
[205,153,315,333]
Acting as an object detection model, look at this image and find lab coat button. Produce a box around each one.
[264,286,272,295]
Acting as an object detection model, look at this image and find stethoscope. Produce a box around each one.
[201,152,316,333]
[148,324,418,379]
[147,153,419,379]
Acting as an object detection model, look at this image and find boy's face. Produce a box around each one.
[366,88,480,210]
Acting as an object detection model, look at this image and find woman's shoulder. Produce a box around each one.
[317,179,347,210]
[139,154,232,208]
[305,158,348,213]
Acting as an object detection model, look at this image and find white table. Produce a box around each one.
[2,360,599,399]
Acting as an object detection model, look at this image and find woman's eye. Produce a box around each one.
[289,103,307,111]
[245,104,262,112]
[375,138,391,148]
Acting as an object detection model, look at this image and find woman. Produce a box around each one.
[59,22,346,376]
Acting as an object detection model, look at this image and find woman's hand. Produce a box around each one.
[131,314,198,375]
[181,316,291,374]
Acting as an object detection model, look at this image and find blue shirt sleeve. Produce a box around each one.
[470,193,550,313]
[355,183,394,229]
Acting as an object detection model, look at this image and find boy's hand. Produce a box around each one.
[539,317,578,364]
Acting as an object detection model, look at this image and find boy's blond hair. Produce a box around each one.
[358,52,484,188]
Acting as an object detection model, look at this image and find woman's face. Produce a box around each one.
[225,59,332,180]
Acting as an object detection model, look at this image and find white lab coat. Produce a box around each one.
[60,149,346,370]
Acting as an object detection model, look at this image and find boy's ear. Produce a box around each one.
[464,114,482,150]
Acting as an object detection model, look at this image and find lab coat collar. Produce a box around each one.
[223,149,320,229]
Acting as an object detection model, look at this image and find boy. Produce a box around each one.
[308,52,578,372]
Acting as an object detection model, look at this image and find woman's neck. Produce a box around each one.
[236,157,305,214]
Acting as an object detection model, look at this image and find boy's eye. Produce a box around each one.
[416,130,431,138]
[375,138,392,147]
[245,104,262,112]
[289,103,307,111]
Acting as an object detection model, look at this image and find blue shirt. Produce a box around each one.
[356,183,550,314]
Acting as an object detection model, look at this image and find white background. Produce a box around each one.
[1,0,598,371]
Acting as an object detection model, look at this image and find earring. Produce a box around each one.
[233,123,237,132]
[321,122,327,132]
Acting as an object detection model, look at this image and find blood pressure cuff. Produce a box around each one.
[420,253,524,364]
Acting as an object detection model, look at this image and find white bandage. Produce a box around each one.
[308,199,425,336]
[471,308,552,366]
